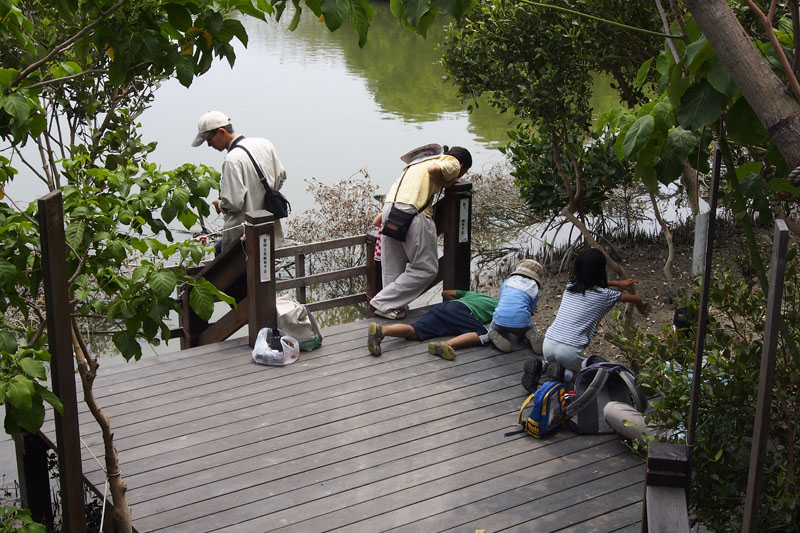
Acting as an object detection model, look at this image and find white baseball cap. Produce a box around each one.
[191,111,230,147]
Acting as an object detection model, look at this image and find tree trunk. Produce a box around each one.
[649,190,674,281]
[71,320,132,533]
[686,0,800,181]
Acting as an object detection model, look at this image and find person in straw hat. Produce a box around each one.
[486,259,546,355]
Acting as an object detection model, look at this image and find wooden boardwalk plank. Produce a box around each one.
[44,313,645,532]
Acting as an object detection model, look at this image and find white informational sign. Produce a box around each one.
[259,234,271,283]
[459,198,469,243]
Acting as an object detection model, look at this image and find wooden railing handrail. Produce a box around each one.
[275,234,367,258]
[177,182,473,348]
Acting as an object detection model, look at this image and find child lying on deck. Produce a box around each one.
[366,289,497,361]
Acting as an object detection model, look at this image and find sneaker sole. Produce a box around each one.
[367,322,382,356]
[428,342,456,361]
[489,331,512,353]
[521,358,541,393]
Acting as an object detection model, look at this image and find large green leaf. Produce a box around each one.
[19,358,46,380]
[148,270,178,299]
[636,58,653,89]
[3,93,32,124]
[726,97,767,146]
[350,0,374,47]
[708,58,737,97]
[13,400,45,433]
[666,127,696,160]
[177,209,197,230]
[677,81,726,131]
[189,281,215,320]
[0,330,17,353]
[623,115,654,160]
[0,259,16,288]
[35,384,64,415]
[0,68,19,87]
[7,375,34,411]
[404,0,432,26]
[684,36,713,72]
[321,0,350,31]
[112,331,142,360]
[164,3,192,31]
[176,57,195,87]
[65,220,86,249]
[651,101,673,133]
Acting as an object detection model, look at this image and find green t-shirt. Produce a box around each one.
[455,290,498,324]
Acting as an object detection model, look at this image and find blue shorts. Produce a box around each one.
[411,301,489,341]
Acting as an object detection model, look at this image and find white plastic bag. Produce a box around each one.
[252,327,300,366]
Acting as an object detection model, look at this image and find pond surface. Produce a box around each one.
[6,3,620,213]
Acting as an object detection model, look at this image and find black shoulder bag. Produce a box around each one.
[231,138,291,219]
[382,167,434,242]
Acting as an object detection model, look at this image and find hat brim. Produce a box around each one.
[512,268,543,287]
[191,132,208,147]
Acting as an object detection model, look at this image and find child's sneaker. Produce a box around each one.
[524,328,544,355]
[521,358,543,393]
[543,360,566,383]
[488,330,512,353]
[428,342,456,361]
[367,322,383,356]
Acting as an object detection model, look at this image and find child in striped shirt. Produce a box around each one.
[522,248,652,392]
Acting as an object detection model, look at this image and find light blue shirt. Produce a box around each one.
[492,275,539,328]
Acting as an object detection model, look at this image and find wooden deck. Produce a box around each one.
[45,310,645,532]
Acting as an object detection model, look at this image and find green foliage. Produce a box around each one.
[442,0,661,219]
[503,125,635,218]
[0,505,46,533]
[614,246,800,531]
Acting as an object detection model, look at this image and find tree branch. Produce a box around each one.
[742,0,800,101]
[9,0,130,91]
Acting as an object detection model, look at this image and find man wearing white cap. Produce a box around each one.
[192,110,287,251]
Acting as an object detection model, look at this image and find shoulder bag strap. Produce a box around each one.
[617,370,648,412]
[231,139,274,196]
[391,164,436,215]
[564,367,611,419]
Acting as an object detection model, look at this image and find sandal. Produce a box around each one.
[428,342,456,361]
[367,322,383,356]
[373,308,407,320]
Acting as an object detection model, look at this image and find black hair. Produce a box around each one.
[566,248,608,295]
[443,145,472,170]
[223,123,234,133]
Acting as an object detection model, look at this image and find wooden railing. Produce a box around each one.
[176,182,473,348]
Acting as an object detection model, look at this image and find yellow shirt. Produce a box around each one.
[384,155,461,217]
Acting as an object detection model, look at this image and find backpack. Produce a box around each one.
[565,359,647,435]
[516,381,567,439]
[276,295,323,351]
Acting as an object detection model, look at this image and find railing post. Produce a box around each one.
[245,211,277,346]
[365,230,381,308]
[13,431,53,527]
[295,253,307,303]
[441,182,472,290]
[742,219,789,531]
[642,442,690,532]
[38,190,86,532]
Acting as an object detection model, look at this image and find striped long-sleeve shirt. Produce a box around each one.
[544,286,622,348]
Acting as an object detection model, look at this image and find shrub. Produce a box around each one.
[614,246,800,531]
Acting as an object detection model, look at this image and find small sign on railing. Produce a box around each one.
[459,198,469,243]
[260,234,271,282]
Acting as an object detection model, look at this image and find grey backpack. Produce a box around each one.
[565,358,647,435]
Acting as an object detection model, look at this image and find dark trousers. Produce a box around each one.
[215,240,248,302]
